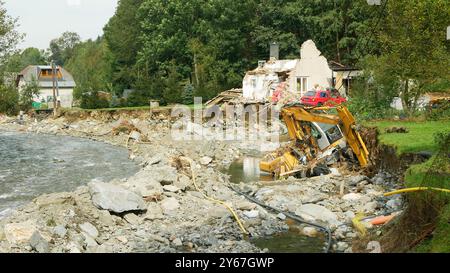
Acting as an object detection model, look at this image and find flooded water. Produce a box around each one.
[251,229,326,253]
[228,156,274,184]
[228,156,326,253]
[0,131,140,218]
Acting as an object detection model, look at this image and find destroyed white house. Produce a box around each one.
[242,40,361,102]
[15,65,76,108]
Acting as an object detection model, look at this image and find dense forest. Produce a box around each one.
[1,0,449,116]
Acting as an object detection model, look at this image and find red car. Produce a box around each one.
[301,90,347,106]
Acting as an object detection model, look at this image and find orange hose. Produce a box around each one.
[370,215,395,225]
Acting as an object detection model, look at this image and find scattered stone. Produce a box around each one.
[295,204,340,227]
[336,242,348,252]
[276,213,286,220]
[386,198,402,210]
[79,222,99,239]
[82,233,98,247]
[66,242,82,253]
[116,236,128,244]
[342,193,363,201]
[53,225,67,238]
[89,181,146,213]
[172,238,183,247]
[348,175,368,186]
[124,213,142,225]
[160,197,180,213]
[243,210,259,219]
[129,131,141,141]
[344,211,356,222]
[200,156,213,165]
[144,203,164,220]
[235,200,257,211]
[364,202,378,213]
[29,231,49,253]
[98,210,114,226]
[163,185,180,193]
[207,206,229,218]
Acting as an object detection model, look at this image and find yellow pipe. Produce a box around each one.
[384,187,450,197]
[184,157,249,235]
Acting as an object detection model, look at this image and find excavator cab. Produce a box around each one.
[260,104,369,178]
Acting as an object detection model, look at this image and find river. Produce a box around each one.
[0,131,140,218]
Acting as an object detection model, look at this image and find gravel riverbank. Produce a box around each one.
[0,113,403,253]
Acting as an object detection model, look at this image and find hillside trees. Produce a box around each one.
[49,31,81,66]
[360,0,450,116]
[65,38,113,108]
[103,0,144,95]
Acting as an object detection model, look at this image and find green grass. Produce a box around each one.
[364,120,450,154]
[414,204,450,253]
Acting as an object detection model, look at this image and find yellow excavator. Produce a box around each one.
[260,104,369,178]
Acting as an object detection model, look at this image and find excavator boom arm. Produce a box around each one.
[260,105,369,177]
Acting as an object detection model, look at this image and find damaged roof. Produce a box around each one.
[16,65,76,88]
[247,59,299,75]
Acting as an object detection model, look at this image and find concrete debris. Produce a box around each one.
[79,222,99,239]
[89,181,146,214]
[30,231,50,253]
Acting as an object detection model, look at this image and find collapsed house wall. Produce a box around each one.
[294,40,333,96]
[242,40,334,102]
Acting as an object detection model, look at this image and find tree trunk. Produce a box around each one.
[193,53,200,87]
[400,79,410,115]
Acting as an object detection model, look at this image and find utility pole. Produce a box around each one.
[51,60,57,117]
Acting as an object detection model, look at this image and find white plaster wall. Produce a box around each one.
[38,88,74,108]
[243,73,279,100]
[295,40,333,96]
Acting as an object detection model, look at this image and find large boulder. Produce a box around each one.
[295,204,340,227]
[4,220,37,245]
[89,182,146,214]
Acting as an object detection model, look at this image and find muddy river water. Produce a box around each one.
[0,131,140,218]
[228,155,327,253]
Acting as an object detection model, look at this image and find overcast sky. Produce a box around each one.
[4,0,119,50]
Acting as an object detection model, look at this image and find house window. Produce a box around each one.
[297,77,309,94]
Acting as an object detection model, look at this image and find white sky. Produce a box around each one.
[3,0,119,50]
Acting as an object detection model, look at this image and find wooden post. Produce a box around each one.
[51,61,57,117]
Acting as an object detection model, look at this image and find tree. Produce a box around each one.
[104,0,144,94]
[65,38,113,107]
[0,1,23,66]
[5,47,47,72]
[19,76,39,111]
[49,31,81,65]
[0,78,18,115]
[367,0,450,115]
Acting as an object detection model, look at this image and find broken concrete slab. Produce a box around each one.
[89,181,146,214]
[295,204,340,227]
[79,222,99,239]
[30,231,49,253]
[4,220,37,245]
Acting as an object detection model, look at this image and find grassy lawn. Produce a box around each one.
[364,120,450,154]
[367,119,449,253]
